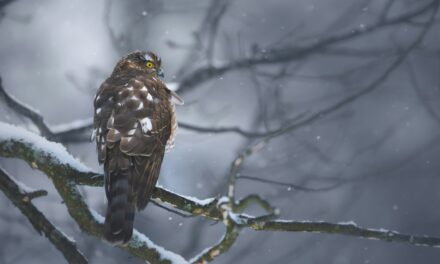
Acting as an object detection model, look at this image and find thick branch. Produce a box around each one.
[0,77,92,143]
[190,224,240,264]
[0,167,87,264]
[0,122,188,263]
[0,77,54,138]
[2,122,440,264]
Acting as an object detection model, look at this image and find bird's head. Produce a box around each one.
[114,51,164,78]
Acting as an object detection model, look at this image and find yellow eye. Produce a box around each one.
[146,61,154,68]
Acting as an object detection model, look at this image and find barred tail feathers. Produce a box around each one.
[104,150,135,244]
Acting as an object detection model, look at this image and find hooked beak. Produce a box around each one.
[157,68,164,78]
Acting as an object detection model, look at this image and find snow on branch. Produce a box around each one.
[0,122,189,263]
[2,122,440,263]
[0,167,87,264]
[0,122,91,172]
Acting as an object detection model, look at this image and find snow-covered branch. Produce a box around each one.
[0,77,94,143]
[0,167,87,264]
[0,122,188,263]
[2,121,440,263]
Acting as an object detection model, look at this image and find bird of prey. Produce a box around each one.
[92,51,183,244]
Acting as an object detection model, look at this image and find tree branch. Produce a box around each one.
[0,167,87,264]
[2,122,440,263]
[0,76,308,142]
[177,0,438,94]
[0,122,189,263]
[189,5,439,262]
[237,175,343,192]
[245,219,440,248]
[190,224,240,264]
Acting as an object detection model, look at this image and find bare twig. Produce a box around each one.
[180,111,307,138]
[176,0,232,77]
[0,77,54,139]
[177,0,438,94]
[190,224,240,264]
[406,60,440,125]
[237,175,343,192]
[202,0,231,64]
[151,200,194,218]
[196,5,439,262]
[254,0,436,142]
[2,75,305,142]
[0,0,15,18]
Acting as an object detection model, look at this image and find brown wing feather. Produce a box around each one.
[94,71,173,243]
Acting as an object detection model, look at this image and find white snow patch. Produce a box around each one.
[369,227,392,233]
[216,196,229,206]
[131,230,189,264]
[146,94,153,101]
[274,219,326,224]
[189,234,225,262]
[58,229,76,243]
[140,117,152,133]
[180,195,215,206]
[338,221,357,226]
[10,175,38,194]
[7,93,41,114]
[155,185,215,205]
[0,122,91,172]
[229,212,247,225]
[90,209,105,224]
